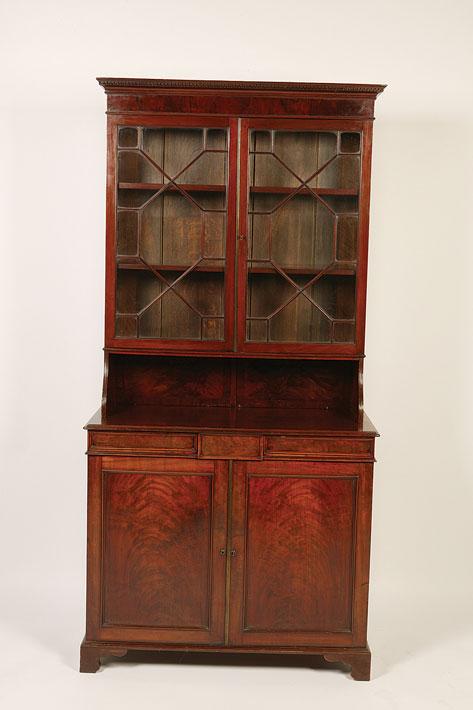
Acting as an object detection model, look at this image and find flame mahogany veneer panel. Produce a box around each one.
[103,471,212,628]
[228,460,373,648]
[95,457,228,644]
[106,354,358,415]
[236,359,358,410]
[107,354,232,408]
[244,475,355,632]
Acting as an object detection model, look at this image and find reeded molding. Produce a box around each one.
[97,77,386,96]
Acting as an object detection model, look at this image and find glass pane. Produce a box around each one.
[115,126,228,341]
[249,194,334,270]
[246,128,360,344]
[116,269,225,340]
[269,292,332,343]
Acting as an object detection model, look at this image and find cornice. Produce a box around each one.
[97,77,386,96]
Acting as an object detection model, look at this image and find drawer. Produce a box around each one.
[199,434,262,459]
[88,431,197,456]
[264,435,374,460]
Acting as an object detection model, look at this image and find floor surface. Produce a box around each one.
[1,572,472,709]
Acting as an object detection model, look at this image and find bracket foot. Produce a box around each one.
[323,647,371,681]
[80,642,128,673]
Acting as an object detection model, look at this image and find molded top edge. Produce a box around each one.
[97,77,386,95]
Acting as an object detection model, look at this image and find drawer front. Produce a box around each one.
[88,431,197,456]
[199,434,262,459]
[89,432,373,461]
[264,435,374,460]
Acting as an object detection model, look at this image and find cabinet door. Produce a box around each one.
[87,456,228,644]
[237,118,370,356]
[107,115,238,352]
[228,460,372,647]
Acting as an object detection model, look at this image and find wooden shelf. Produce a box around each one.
[248,264,356,276]
[116,258,356,277]
[119,182,226,192]
[117,259,225,273]
[118,182,358,197]
[250,186,358,196]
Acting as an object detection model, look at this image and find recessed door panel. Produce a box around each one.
[228,460,372,647]
[93,457,228,644]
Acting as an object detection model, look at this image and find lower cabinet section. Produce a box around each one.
[83,454,373,677]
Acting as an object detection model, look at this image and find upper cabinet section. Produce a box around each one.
[100,79,384,356]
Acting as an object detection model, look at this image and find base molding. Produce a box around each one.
[80,639,371,680]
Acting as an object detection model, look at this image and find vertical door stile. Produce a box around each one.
[354,121,373,352]
[225,118,239,351]
[233,118,241,352]
[224,459,234,644]
[237,120,249,350]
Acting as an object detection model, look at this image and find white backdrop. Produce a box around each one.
[1,1,472,708]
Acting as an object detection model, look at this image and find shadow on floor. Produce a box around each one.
[100,649,348,676]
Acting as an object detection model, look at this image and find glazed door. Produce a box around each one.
[88,456,228,644]
[228,460,372,647]
[238,119,369,356]
[107,115,238,352]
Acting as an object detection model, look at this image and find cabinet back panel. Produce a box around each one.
[236,359,357,411]
[107,355,232,408]
[106,355,358,415]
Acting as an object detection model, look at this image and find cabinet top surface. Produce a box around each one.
[97,77,386,96]
[85,406,378,437]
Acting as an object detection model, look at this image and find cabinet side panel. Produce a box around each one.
[85,456,103,638]
[352,463,374,644]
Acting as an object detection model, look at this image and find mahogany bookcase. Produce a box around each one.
[80,78,385,680]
